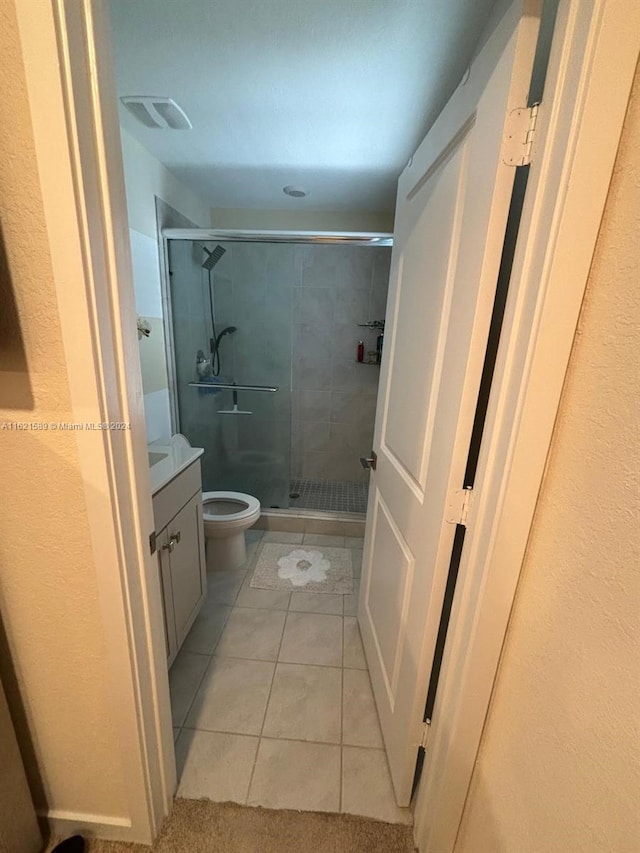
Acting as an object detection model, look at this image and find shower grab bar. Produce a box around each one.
[188,382,279,393]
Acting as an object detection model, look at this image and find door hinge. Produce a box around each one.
[149,530,157,555]
[445,486,473,526]
[503,103,540,167]
[420,720,432,750]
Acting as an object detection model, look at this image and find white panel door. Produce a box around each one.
[359,0,541,805]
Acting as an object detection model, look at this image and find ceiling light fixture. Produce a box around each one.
[283,185,308,198]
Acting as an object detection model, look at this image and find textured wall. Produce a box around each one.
[0,0,126,819]
[455,67,640,853]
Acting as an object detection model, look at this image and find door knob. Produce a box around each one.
[360,451,377,471]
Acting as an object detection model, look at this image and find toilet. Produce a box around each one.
[202,491,261,571]
[166,434,261,571]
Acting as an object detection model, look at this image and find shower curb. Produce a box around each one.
[254,509,366,538]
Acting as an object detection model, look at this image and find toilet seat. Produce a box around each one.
[202,491,261,530]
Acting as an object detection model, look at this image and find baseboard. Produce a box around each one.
[38,809,142,844]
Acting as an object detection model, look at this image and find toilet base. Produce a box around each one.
[206,532,247,572]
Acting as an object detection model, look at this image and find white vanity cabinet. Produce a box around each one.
[152,458,206,667]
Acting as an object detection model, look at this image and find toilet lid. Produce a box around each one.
[202,491,260,521]
[170,433,191,450]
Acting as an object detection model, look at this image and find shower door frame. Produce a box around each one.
[160,230,393,506]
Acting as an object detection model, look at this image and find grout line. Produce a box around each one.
[339,614,345,813]
[174,649,210,658]
[177,532,367,808]
[231,603,290,613]
[288,606,345,617]
[207,602,237,657]
[179,603,233,653]
[244,600,289,803]
[229,604,291,614]
[180,727,356,750]
[174,541,264,779]
[175,651,213,731]
[202,652,343,671]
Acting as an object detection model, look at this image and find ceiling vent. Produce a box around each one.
[120,96,192,130]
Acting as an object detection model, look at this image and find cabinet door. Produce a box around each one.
[157,527,178,665]
[167,493,206,648]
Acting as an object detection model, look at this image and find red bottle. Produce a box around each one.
[357,340,364,362]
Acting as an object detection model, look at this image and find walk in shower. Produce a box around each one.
[163,231,392,515]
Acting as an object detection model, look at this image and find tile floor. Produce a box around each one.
[169,529,411,825]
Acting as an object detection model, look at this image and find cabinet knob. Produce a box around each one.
[162,531,181,553]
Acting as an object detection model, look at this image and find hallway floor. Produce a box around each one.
[169,529,411,824]
[47,799,416,853]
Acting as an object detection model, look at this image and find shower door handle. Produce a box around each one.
[360,452,377,471]
[188,382,278,392]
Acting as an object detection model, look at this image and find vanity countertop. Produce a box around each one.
[148,442,204,496]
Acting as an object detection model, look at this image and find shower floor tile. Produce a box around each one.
[289,478,368,514]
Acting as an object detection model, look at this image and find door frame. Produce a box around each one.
[412,2,638,851]
[12,0,637,846]
[13,0,175,842]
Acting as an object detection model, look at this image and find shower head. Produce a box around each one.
[214,325,237,350]
[201,244,226,271]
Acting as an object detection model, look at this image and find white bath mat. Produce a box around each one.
[250,544,353,594]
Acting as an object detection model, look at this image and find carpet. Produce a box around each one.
[48,799,416,852]
[250,544,353,594]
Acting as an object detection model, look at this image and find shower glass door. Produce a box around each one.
[168,239,292,508]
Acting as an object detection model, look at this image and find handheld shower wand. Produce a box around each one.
[200,245,233,376]
[214,325,237,350]
[209,325,237,377]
